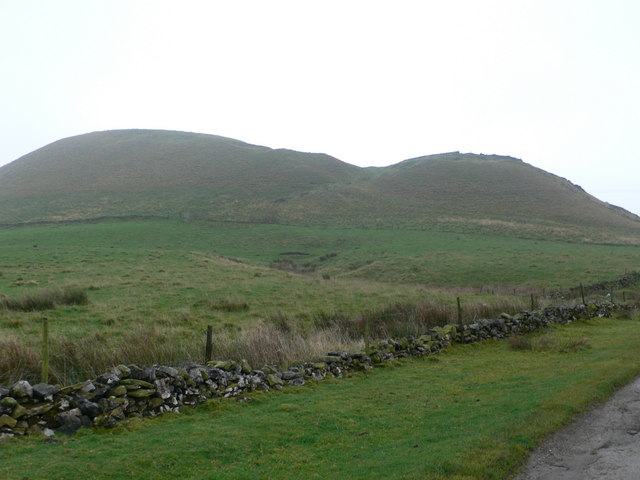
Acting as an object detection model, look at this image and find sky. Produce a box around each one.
[1,0,639,214]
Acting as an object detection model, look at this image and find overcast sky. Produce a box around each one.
[1,0,638,214]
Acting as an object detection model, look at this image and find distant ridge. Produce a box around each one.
[1,129,639,245]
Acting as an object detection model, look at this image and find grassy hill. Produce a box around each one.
[3,130,640,480]
[1,129,639,244]
[0,130,361,224]
[366,152,639,225]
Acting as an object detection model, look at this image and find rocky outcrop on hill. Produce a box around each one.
[0,302,628,438]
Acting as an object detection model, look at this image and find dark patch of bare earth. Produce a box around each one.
[513,375,640,479]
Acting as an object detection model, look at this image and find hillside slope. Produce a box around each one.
[0,130,361,223]
[1,130,639,244]
[355,152,640,241]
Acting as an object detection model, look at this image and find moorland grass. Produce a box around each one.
[1,218,637,384]
[1,314,639,479]
[0,286,88,312]
[0,321,357,386]
[0,295,529,385]
[2,219,639,290]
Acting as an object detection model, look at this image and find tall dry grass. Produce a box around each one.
[314,297,530,339]
[211,322,357,367]
[0,336,41,384]
[0,322,358,386]
[0,296,530,386]
[47,326,201,384]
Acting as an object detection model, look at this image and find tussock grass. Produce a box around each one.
[314,297,530,339]
[46,326,200,384]
[0,336,40,384]
[0,291,54,311]
[55,286,89,306]
[205,295,250,312]
[0,286,88,312]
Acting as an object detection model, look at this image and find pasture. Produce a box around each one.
[1,219,638,384]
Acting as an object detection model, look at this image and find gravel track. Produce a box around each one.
[513,375,640,479]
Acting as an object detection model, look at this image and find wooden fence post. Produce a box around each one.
[41,316,49,384]
[364,317,370,354]
[457,297,463,327]
[205,325,213,363]
[580,283,586,305]
[530,294,535,310]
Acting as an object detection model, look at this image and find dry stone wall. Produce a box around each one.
[566,271,640,298]
[0,302,628,439]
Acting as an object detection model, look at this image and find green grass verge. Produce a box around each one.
[2,314,639,480]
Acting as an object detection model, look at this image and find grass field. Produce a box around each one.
[1,218,638,383]
[3,218,638,292]
[2,314,639,480]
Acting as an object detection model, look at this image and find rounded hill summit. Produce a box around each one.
[1,129,638,244]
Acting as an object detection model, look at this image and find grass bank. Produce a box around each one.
[2,313,639,480]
